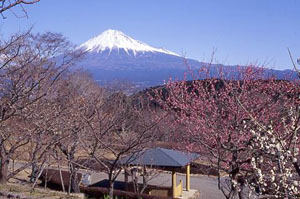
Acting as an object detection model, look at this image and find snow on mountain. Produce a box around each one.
[75,30,297,92]
[79,29,179,57]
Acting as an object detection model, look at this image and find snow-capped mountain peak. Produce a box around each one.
[79,29,179,56]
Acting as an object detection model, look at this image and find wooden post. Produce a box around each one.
[172,169,176,198]
[186,164,190,191]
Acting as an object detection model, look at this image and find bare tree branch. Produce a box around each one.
[0,0,40,18]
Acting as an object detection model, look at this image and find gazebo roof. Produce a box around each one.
[119,147,199,168]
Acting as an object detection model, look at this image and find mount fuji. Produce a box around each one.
[76,29,297,90]
[79,29,179,57]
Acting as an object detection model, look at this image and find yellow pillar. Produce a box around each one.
[172,169,176,198]
[186,164,190,191]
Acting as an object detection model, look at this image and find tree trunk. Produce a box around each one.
[108,173,114,199]
[109,182,114,199]
[58,164,65,192]
[69,162,80,193]
[31,165,45,191]
[70,169,80,193]
[29,162,38,183]
[0,152,9,184]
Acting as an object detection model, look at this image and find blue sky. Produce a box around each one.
[1,0,299,70]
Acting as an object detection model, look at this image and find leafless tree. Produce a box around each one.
[0,0,41,18]
[0,30,81,183]
[81,91,163,199]
[51,71,102,193]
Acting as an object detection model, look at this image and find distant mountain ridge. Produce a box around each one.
[76,29,297,90]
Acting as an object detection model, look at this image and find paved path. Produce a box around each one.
[90,171,225,199]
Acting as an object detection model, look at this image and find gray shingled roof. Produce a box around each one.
[119,147,199,168]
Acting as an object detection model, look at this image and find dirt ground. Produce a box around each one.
[0,170,84,199]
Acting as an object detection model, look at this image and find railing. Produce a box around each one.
[174,180,183,198]
[81,186,172,199]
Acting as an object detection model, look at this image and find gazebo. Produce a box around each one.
[119,147,199,199]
